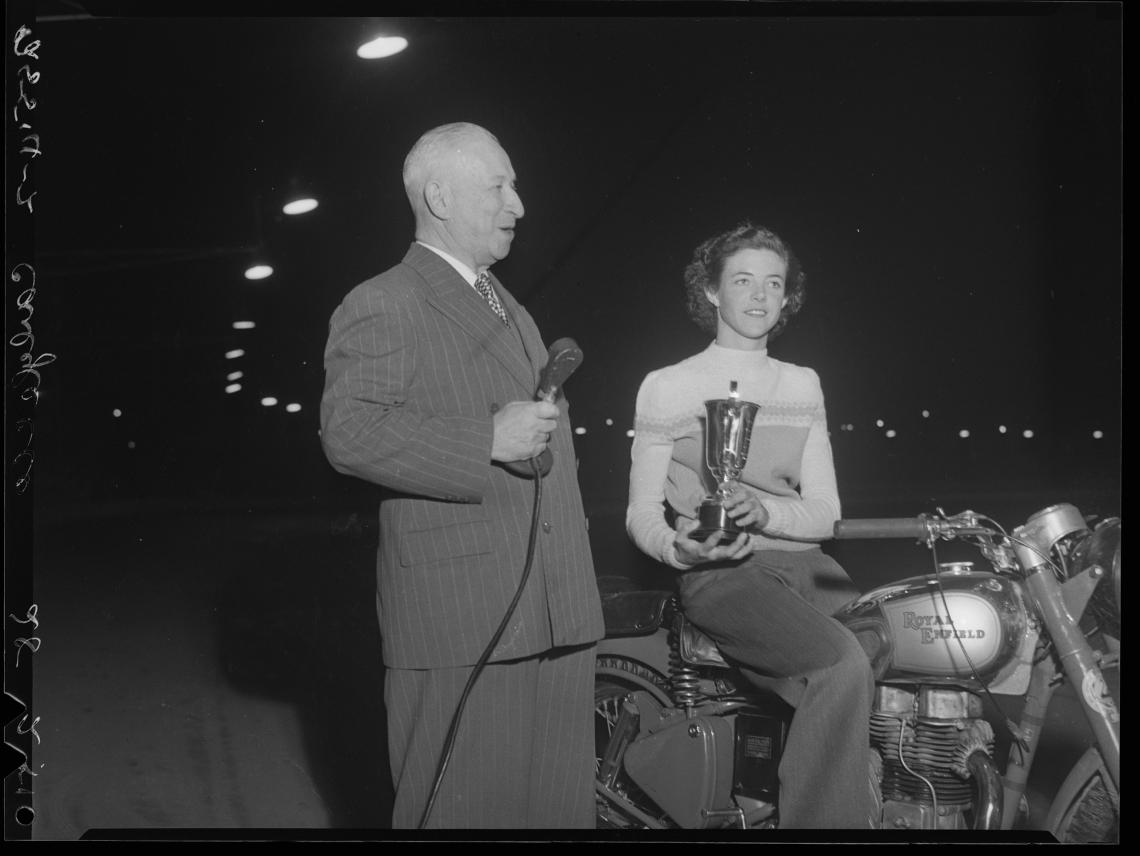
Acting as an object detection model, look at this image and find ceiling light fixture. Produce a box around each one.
[282,198,319,216]
[357,35,408,59]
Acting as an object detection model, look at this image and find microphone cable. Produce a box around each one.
[417,455,544,829]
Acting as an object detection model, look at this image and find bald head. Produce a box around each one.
[403,123,499,207]
[402,122,525,271]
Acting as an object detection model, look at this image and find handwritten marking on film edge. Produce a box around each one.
[9,265,55,494]
[7,604,44,822]
[10,28,46,828]
[11,603,41,668]
[14,25,42,213]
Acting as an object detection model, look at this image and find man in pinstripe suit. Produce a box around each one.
[320,123,604,829]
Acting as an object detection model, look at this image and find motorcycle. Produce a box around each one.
[593,502,1120,839]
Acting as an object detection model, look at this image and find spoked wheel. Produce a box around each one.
[1046,748,1118,843]
[594,657,673,829]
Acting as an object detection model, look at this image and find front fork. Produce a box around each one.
[1024,563,1120,788]
[999,560,1121,828]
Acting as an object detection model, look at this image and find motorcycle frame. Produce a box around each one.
[999,559,1120,830]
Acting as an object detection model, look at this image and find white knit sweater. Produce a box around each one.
[626,342,841,569]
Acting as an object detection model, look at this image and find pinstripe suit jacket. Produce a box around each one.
[321,243,604,669]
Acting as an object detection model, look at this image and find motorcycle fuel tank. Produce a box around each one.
[837,564,1032,686]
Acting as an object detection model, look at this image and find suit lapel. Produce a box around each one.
[403,244,538,394]
[491,270,546,387]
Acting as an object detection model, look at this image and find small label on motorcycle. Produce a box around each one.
[744,734,773,759]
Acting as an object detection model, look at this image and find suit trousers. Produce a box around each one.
[385,642,597,829]
[677,548,874,829]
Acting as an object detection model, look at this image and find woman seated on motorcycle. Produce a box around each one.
[626,221,876,829]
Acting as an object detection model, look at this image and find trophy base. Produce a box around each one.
[690,503,745,545]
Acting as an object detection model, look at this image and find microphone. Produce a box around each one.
[504,338,584,478]
[536,338,584,403]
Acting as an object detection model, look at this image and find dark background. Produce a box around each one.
[7,1,1121,838]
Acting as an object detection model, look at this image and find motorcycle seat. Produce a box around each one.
[599,588,675,637]
[598,589,732,669]
[676,616,730,669]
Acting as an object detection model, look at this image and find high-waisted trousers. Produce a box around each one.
[678,547,875,829]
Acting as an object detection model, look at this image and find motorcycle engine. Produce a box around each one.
[870,684,995,830]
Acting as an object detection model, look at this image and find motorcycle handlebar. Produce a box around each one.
[833,517,932,540]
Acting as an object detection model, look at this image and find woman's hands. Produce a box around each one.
[672,486,770,568]
[673,518,752,566]
[721,484,771,530]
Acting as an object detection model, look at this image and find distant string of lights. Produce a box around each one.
[563,417,1110,443]
[108,400,1109,451]
[216,31,407,424]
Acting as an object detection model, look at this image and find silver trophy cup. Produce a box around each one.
[691,382,761,543]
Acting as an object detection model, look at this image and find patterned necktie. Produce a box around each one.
[473,271,510,326]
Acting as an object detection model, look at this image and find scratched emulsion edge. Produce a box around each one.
[6,0,49,841]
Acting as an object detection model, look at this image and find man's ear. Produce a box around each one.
[423,180,450,220]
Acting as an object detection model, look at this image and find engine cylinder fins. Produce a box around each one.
[881,774,976,806]
[871,715,994,806]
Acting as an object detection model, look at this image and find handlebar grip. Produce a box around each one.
[833,518,930,540]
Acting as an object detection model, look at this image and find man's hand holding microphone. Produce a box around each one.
[491,400,558,463]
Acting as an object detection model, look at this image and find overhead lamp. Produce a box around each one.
[282,198,319,216]
[227,371,244,381]
[233,320,256,330]
[244,264,274,281]
[285,403,302,413]
[225,349,245,360]
[357,35,408,59]
[226,383,242,394]
[261,397,278,407]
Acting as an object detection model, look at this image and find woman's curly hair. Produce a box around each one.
[683,222,807,340]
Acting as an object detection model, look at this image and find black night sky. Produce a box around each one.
[5,1,1122,838]
[23,8,1121,522]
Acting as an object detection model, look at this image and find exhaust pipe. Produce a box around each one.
[967,751,1004,830]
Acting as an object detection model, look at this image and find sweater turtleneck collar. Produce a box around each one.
[707,341,770,367]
